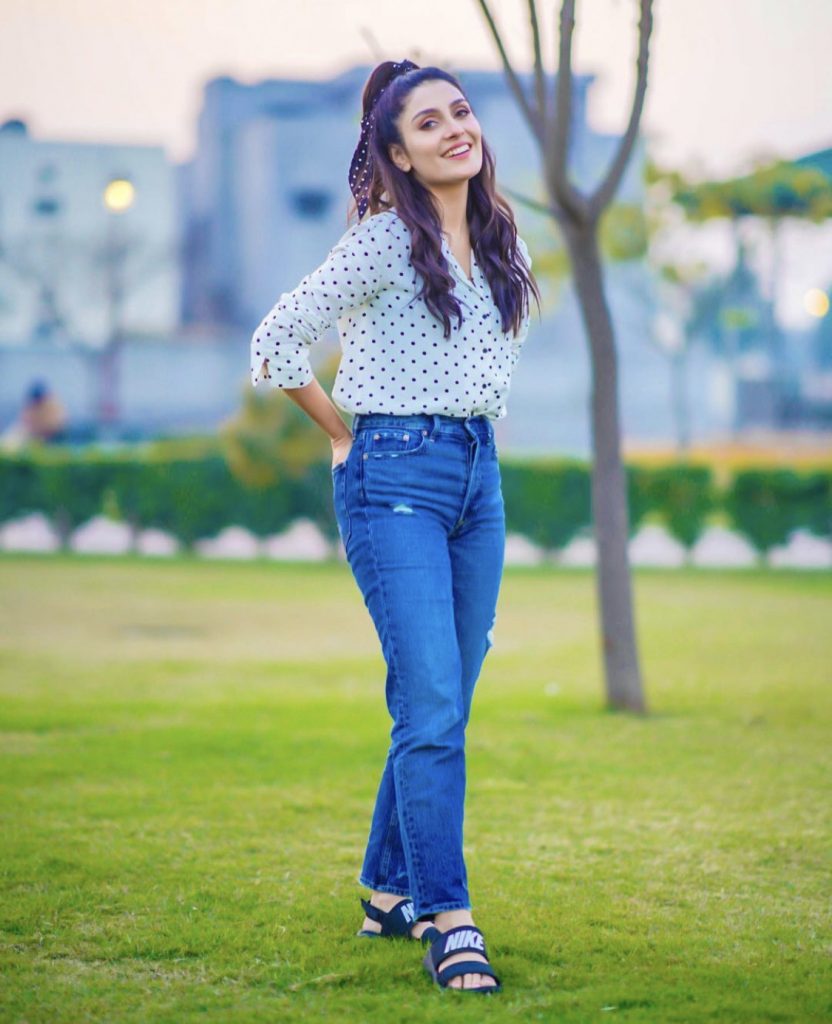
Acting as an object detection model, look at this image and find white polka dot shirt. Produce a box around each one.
[250,208,532,421]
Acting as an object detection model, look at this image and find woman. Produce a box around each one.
[251,59,540,994]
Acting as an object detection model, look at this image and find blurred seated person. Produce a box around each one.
[0,380,68,450]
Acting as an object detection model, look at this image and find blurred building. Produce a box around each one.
[177,66,705,454]
[177,68,642,331]
[0,118,180,345]
[0,117,185,436]
[0,72,828,452]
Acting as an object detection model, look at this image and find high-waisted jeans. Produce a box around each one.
[330,411,505,919]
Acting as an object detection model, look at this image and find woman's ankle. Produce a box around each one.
[433,908,474,930]
[369,890,410,912]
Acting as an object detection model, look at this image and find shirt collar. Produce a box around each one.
[389,207,487,302]
[440,234,486,301]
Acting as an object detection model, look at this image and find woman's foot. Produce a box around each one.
[430,910,498,990]
[360,891,434,940]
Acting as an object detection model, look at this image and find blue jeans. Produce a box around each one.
[330,411,505,919]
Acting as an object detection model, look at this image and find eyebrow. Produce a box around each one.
[411,98,468,123]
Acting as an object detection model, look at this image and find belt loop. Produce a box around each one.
[430,413,440,439]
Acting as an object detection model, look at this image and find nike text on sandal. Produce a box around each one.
[355,897,434,940]
[422,924,502,993]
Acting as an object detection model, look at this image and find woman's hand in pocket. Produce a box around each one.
[331,433,353,470]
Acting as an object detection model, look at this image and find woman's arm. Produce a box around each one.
[251,216,391,459]
[281,377,353,454]
[251,215,387,391]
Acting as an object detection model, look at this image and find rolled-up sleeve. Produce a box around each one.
[251,217,385,389]
[510,236,533,370]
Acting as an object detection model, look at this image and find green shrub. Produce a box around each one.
[0,446,828,556]
[725,469,832,553]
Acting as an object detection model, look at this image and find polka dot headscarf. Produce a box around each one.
[348,60,419,220]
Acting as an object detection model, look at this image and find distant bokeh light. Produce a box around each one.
[103,178,135,212]
[803,288,830,318]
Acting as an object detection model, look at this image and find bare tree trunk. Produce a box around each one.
[478,0,653,713]
[565,223,645,711]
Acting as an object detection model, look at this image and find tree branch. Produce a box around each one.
[588,0,654,218]
[476,0,543,139]
[527,0,547,127]
[545,0,588,222]
[500,184,562,220]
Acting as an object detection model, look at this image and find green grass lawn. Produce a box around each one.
[1,555,830,1023]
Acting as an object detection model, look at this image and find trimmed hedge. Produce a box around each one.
[724,469,832,553]
[0,449,829,555]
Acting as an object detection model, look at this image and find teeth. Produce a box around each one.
[445,144,471,157]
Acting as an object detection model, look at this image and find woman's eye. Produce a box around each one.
[420,108,471,129]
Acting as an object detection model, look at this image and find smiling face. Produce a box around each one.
[388,79,483,194]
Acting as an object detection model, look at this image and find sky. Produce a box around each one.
[1,0,830,176]
[1,0,830,329]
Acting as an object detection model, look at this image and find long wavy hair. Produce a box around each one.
[348,61,541,340]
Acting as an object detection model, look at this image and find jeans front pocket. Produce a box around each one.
[363,427,429,460]
[359,428,432,508]
[332,436,361,547]
[332,432,362,476]
[332,464,352,547]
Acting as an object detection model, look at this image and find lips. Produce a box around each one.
[443,143,472,159]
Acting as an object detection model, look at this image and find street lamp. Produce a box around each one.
[804,288,830,320]
[98,176,135,435]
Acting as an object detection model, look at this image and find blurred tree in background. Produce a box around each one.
[219,349,341,488]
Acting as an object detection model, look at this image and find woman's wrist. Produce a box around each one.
[282,378,352,445]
